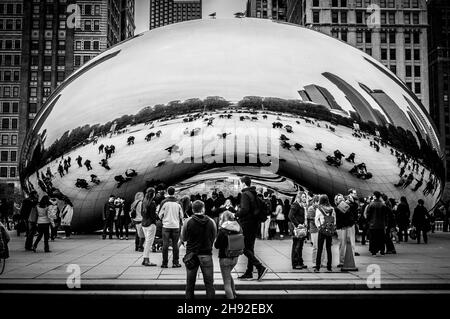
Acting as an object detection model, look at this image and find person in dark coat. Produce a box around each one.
[22,191,39,250]
[396,196,410,242]
[235,176,267,281]
[412,199,430,244]
[382,195,396,254]
[102,195,116,239]
[288,192,307,269]
[364,191,387,255]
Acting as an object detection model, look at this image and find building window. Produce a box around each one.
[341,12,347,24]
[45,20,52,29]
[332,0,338,7]
[74,56,81,66]
[43,87,51,97]
[389,32,396,43]
[45,40,52,50]
[84,41,91,50]
[44,55,52,66]
[365,31,371,43]
[0,167,7,178]
[11,118,17,129]
[413,49,420,60]
[94,5,100,15]
[43,71,51,82]
[10,135,16,145]
[356,32,363,44]
[404,12,410,24]
[59,20,65,29]
[388,12,395,24]
[413,32,420,44]
[57,55,65,66]
[10,167,16,178]
[313,0,319,7]
[404,32,411,44]
[414,65,420,77]
[57,71,65,82]
[75,41,81,50]
[30,87,37,97]
[2,103,10,113]
[14,40,21,49]
[405,49,411,60]
[94,20,100,30]
[403,0,410,8]
[381,32,387,43]
[341,30,347,42]
[406,65,412,77]
[356,11,363,24]
[415,83,421,94]
[83,56,91,64]
[58,40,65,50]
[30,72,38,82]
[412,12,419,24]
[1,151,8,162]
[381,48,387,60]
[85,4,92,15]
[29,103,37,113]
[332,11,338,23]
[93,41,99,50]
[313,11,319,23]
[13,87,18,97]
[84,20,91,31]
[390,48,396,60]
[1,135,8,145]
[31,41,39,51]
[3,87,10,97]
[1,118,9,129]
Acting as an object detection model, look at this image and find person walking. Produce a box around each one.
[314,195,336,272]
[235,176,267,281]
[289,192,308,269]
[181,200,217,299]
[32,196,52,253]
[215,211,242,299]
[158,186,183,268]
[60,198,73,239]
[102,195,116,239]
[141,188,159,266]
[364,191,387,255]
[84,159,92,171]
[130,192,145,252]
[412,199,430,244]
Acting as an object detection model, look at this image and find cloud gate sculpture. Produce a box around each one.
[20,19,444,231]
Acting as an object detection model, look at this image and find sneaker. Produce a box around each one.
[257,266,268,281]
[161,264,168,268]
[354,252,360,256]
[314,267,320,273]
[327,267,332,272]
[172,264,182,268]
[301,265,308,269]
[143,261,157,267]
[238,272,253,280]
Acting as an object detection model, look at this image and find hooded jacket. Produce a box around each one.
[181,214,216,255]
[214,220,242,258]
[236,186,257,225]
[131,192,144,223]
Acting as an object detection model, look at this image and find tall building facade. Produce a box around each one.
[0,0,135,195]
[246,0,287,20]
[249,0,430,111]
[428,0,450,197]
[149,0,202,30]
[0,0,24,193]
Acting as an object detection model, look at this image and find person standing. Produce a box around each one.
[412,199,430,244]
[314,195,336,272]
[114,197,129,240]
[383,195,397,254]
[396,197,410,242]
[141,188,159,266]
[48,197,60,241]
[181,200,217,299]
[364,191,387,255]
[335,190,358,268]
[102,195,116,240]
[235,176,267,281]
[215,211,241,299]
[24,191,39,251]
[130,192,145,252]
[32,196,52,253]
[307,195,327,267]
[60,198,73,239]
[289,192,308,269]
[84,159,92,171]
[76,156,83,168]
[275,199,285,239]
[158,186,183,268]
[259,192,271,240]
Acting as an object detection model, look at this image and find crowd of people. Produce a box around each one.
[2,174,449,299]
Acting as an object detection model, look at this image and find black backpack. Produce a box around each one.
[225,230,245,258]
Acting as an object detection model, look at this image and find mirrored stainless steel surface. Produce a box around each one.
[20,19,444,231]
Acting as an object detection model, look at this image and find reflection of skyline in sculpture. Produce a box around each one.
[19,18,444,231]
[322,72,382,126]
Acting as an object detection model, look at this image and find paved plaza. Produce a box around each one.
[1,230,450,298]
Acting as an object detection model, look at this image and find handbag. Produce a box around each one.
[337,201,350,214]
[182,252,200,270]
[293,224,307,239]
[408,227,417,240]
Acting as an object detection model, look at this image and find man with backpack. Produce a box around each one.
[181,200,217,299]
[235,176,268,281]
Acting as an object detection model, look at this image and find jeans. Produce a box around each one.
[291,237,305,267]
[260,218,270,240]
[25,222,37,250]
[338,226,356,264]
[143,224,156,259]
[310,232,327,265]
[219,257,238,299]
[276,220,285,236]
[162,227,180,266]
[34,223,50,251]
[115,216,129,238]
[416,226,428,244]
[242,222,263,273]
[102,219,114,238]
[316,232,332,269]
[368,229,385,254]
[185,255,215,299]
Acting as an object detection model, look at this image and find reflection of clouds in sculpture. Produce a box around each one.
[20,19,444,231]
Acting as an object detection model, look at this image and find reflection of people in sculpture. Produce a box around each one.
[67,156,71,167]
[63,159,69,174]
[145,132,155,141]
[412,176,424,191]
[125,169,137,177]
[402,173,415,189]
[90,174,100,185]
[346,153,355,163]
[46,167,53,179]
[127,136,135,145]
[114,174,132,188]
[315,143,322,151]
[294,143,303,151]
[423,179,435,196]
[350,163,372,179]
[84,159,92,171]
[217,132,231,139]
[100,158,111,170]
[98,144,104,154]
[75,178,89,189]
[58,163,64,177]
[76,155,82,168]
[281,141,291,149]
[394,175,407,187]
[156,130,162,137]
[165,144,181,154]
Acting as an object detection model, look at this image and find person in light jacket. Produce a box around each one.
[141,188,159,266]
[131,192,145,251]
[314,195,336,272]
[32,196,52,253]
[60,198,73,239]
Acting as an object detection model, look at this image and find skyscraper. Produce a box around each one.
[251,0,430,112]
[0,0,135,195]
[149,0,202,30]
[246,0,287,20]
[428,0,450,196]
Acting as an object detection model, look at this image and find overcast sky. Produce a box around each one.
[135,0,247,34]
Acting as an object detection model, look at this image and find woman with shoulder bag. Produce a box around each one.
[314,195,336,272]
[289,192,308,269]
[60,198,74,239]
